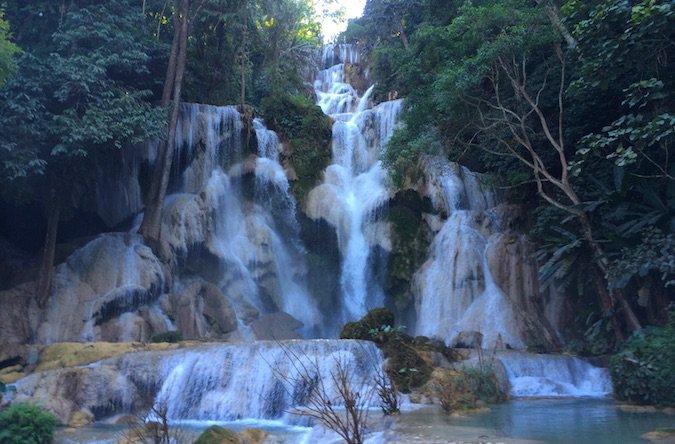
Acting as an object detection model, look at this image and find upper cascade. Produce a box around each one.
[307,45,402,328]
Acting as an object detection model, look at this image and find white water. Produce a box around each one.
[130,340,383,421]
[308,44,402,325]
[498,352,613,398]
[414,157,524,349]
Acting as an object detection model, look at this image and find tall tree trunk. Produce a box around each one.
[139,0,190,254]
[161,4,182,106]
[36,191,60,308]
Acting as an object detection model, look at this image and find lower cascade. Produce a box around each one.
[497,352,613,398]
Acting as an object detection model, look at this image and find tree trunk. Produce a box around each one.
[139,0,190,253]
[161,3,182,106]
[36,192,60,308]
[535,0,578,49]
[398,20,410,50]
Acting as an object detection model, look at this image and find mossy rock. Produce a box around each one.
[339,308,395,340]
[194,425,240,444]
[260,94,332,202]
[34,342,187,372]
[383,339,432,393]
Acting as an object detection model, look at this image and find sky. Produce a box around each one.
[319,0,367,42]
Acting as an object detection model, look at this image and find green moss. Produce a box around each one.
[193,425,239,444]
[610,312,675,406]
[339,308,395,340]
[0,403,58,444]
[432,366,506,413]
[339,308,432,392]
[385,203,431,309]
[260,94,332,201]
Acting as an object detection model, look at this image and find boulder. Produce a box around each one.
[452,331,484,349]
[34,233,165,343]
[169,278,238,339]
[250,312,303,340]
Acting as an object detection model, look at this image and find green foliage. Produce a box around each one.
[150,330,183,343]
[339,308,431,392]
[436,366,505,413]
[339,307,395,340]
[0,0,165,208]
[0,11,19,87]
[610,312,675,406]
[0,403,58,444]
[260,93,332,200]
[184,0,322,106]
[385,202,431,308]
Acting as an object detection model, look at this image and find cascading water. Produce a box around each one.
[138,340,383,422]
[497,351,613,398]
[307,44,402,325]
[413,157,524,349]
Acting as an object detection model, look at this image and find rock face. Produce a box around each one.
[36,233,166,343]
[168,278,238,339]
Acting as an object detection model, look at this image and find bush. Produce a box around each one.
[260,94,332,201]
[0,403,58,444]
[434,367,505,413]
[150,330,183,343]
[610,312,675,406]
[339,308,395,341]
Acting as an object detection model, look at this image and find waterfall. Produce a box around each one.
[307,44,402,325]
[121,340,383,422]
[413,157,525,349]
[497,351,613,398]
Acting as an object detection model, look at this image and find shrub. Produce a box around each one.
[339,308,432,392]
[610,312,675,406]
[150,330,183,343]
[260,93,332,201]
[339,308,395,341]
[434,367,505,413]
[0,403,58,444]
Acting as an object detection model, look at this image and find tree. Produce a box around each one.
[0,10,19,86]
[0,1,165,305]
[139,0,190,253]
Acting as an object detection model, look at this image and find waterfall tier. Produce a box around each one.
[9,340,384,425]
[498,351,612,398]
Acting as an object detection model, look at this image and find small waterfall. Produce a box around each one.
[413,157,524,349]
[308,45,402,325]
[130,340,383,421]
[497,351,613,398]
[174,104,243,194]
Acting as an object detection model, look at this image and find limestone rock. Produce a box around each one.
[35,233,165,343]
[452,331,484,349]
[68,408,94,428]
[169,278,238,339]
[250,312,303,340]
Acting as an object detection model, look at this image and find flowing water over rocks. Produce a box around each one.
[0,43,623,442]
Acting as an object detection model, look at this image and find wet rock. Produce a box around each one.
[169,278,238,339]
[68,408,94,428]
[32,233,165,343]
[250,312,303,340]
[452,331,484,349]
[642,428,675,443]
